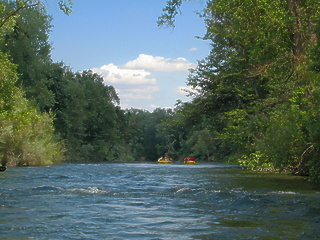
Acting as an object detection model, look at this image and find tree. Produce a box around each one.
[0,51,64,167]
[1,2,55,111]
[0,0,70,167]
[159,0,320,182]
[48,69,123,162]
[0,0,72,37]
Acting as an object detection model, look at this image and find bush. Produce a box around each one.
[0,52,64,167]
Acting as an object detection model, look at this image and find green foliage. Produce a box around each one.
[157,0,190,27]
[1,1,55,111]
[257,105,306,169]
[49,69,122,162]
[119,108,178,161]
[0,51,64,167]
[158,0,320,182]
[0,52,18,111]
[0,1,66,167]
[58,0,73,15]
[0,97,64,166]
[238,151,274,171]
[0,3,18,40]
[185,128,217,160]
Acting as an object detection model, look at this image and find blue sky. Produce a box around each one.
[47,0,210,111]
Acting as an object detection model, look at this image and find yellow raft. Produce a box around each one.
[157,157,172,164]
[184,157,196,164]
[184,160,196,164]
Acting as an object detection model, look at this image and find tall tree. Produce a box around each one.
[160,0,320,181]
[0,50,64,167]
[1,2,55,111]
[0,0,70,167]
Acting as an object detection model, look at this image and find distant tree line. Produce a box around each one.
[1,0,320,183]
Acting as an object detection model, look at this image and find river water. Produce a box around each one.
[0,163,319,239]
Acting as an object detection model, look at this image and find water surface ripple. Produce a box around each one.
[0,163,319,239]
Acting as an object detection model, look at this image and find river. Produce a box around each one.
[0,163,319,239]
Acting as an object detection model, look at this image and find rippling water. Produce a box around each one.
[0,163,319,239]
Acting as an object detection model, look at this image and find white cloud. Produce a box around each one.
[189,47,198,52]
[91,54,195,110]
[92,63,156,85]
[148,104,160,109]
[121,93,152,100]
[118,86,159,99]
[124,54,195,72]
[129,86,160,93]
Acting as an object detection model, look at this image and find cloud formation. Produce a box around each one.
[92,54,194,110]
[128,86,160,93]
[120,93,152,100]
[124,54,195,72]
[92,63,156,85]
[117,86,160,100]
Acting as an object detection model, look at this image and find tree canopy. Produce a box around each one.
[159,0,320,182]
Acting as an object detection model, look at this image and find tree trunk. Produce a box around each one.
[287,0,305,60]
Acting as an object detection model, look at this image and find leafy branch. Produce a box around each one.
[0,0,40,29]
